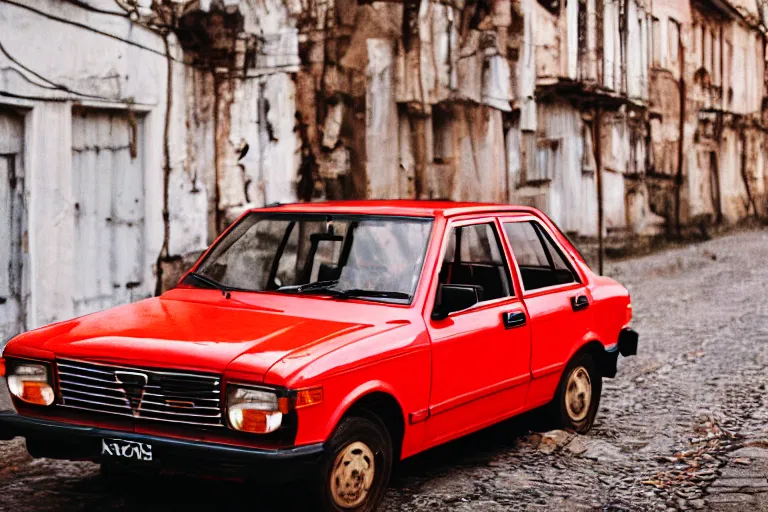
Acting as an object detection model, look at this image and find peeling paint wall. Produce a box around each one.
[158,0,665,251]
[648,0,768,234]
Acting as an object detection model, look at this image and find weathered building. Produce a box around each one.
[0,0,766,342]
[648,0,768,235]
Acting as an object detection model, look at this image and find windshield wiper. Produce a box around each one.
[338,289,411,300]
[276,280,340,293]
[185,272,235,299]
[275,281,410,301]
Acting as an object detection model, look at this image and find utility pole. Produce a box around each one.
[593,105,604,275]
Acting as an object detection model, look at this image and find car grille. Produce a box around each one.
[56,359,223,428]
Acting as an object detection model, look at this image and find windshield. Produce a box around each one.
[186,213,434,303]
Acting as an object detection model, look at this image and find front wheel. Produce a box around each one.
[315,414,393,511]
[550,353,602,433]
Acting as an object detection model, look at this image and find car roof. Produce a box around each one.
[250,200,538,218]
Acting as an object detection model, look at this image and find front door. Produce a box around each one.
[500,218,593,406]
[425,219,531,447]
[0,107,26,346]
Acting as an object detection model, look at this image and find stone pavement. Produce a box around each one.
[706,446,768,511]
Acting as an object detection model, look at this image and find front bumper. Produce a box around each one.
[0,412,323,481]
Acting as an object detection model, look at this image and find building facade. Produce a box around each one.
[0,0,766,342]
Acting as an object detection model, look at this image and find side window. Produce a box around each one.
[438,223,512,302]
[503,221,578,291]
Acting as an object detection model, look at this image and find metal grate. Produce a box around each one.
[56,359,223,428]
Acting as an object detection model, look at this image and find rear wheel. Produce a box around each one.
[550,353,602,433]
[315,414,393,511]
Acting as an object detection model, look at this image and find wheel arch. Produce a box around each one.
[569,337,619,379]
[325,382,407,460]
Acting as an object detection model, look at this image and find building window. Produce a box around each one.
[714,29,721,85]
[531,138,559,184]
[652,17,662,67]
[582,123,596,175]
[668,19,680,68]
[725,40,733,105]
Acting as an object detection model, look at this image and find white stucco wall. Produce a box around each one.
[0,0,207,330]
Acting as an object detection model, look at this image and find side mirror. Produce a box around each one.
[431,284,482,321]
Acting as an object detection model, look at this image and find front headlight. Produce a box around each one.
[6,361,55,406]
[226,386,286,434]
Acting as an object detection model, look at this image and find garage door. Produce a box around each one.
[71,109,146,316]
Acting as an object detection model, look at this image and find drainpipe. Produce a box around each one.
[674,23,686,238]
[155,33,173,297]
[593,106,604,275]
[411,115,428,200]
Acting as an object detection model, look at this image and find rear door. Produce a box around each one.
[424,217,531,446]
[499,217,593,407]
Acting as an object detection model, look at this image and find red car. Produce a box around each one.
[0,201,637,511]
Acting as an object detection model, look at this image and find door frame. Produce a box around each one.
[495,213,587,300]
[422,214,527,319]
[0,103,31,347]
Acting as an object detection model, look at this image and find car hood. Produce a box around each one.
[5,290,391,379]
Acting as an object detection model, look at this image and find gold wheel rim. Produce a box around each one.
[565,366,592,422]
[330,441,375,508]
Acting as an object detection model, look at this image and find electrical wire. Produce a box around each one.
[0,64,130,102]
[0,40,123,100]
[0,41,63,89]
[0,0,188,64]
[0,66,62,91]
[60,0,132,18]
[0,90,67,101]
[1,0,297,85]
[62,0,180,34]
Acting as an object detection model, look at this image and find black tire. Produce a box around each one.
[550,352,602,434]
[315,413,393,511]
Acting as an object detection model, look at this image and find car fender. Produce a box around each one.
[576,330,605,355]
[568,331,621,379]
[323,379,406,440]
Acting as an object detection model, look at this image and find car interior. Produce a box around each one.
[517,266,577,290]
[436,223,512,314]
[503,221,578,291]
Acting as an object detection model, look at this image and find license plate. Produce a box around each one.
[101,438,153,462]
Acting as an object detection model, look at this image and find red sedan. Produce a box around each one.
[0,201,637,511]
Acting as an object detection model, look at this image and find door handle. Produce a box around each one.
[502,311,527,329]
[571,294,589,311]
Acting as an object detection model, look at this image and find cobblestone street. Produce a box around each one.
[1,229,767,511]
